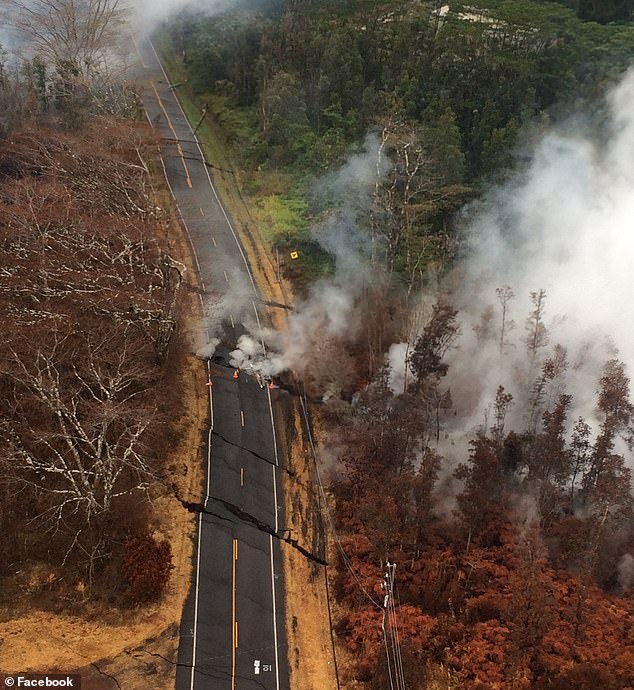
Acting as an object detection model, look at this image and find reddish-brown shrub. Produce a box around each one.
[121,531,173,603]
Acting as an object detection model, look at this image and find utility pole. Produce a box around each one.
[381,561,406,690]
[193,103,209,136]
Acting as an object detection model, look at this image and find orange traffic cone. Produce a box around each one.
[233,369,239,379]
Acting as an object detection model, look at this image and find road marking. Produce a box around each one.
[200,207,205,216]
[235,621,239,648]
[130,32,148,68]
[190,512,202,690]
[266,385,281,690]
[147,38,258,292]
[232,538,238,690]
[270,534,280,690]
[151,81,193,189]
[224,270,229,282]
[240,410,245,427]
[230,314,235,328]
[240,466,244,486]
[212,236,217,247]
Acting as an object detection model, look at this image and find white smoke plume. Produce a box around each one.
[127,0,235,36]
[617,552,634,591]
[431,68,634,457]
[229,132,391,391]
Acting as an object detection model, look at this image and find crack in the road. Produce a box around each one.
[178,494,327,566]
[211,428,296,477]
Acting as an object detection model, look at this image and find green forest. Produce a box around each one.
[164,0,634,290]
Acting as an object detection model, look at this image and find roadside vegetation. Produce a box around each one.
[164,0,634,687]
[0,1,204,684]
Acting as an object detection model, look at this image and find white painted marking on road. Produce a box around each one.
[190,511,202,690]
[230,314,235,329]
[224,270,229,282]
[254,660,261,675]
[270,535,281,690]
[212,236,217,247]
[240,466,244,486]
[148,37,258,292]
[200,207,205,216]
[252,300,267,354]
[240,410,245,428]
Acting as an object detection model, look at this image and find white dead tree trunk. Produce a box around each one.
[0,333,155,528]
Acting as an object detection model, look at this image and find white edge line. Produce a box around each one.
[267,385,281,690]
[191,511,202,690]
[147,37,258,294]
[270,535,281,690]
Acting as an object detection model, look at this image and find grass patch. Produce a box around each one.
[254,195,309,245]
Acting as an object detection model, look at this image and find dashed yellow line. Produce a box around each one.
[151,82,192,189]
[240,467,244,486]
[240,410,245,427]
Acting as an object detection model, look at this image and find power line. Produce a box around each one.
[383,562,407,690]
[298,390,383,611]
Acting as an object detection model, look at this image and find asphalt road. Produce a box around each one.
[134,36,289,690]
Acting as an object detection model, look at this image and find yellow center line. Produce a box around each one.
[240,467,244,486]
[240,410,245,427]
[232,538,238,689]
[151,82,193,189]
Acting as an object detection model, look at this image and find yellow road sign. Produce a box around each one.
[290,250,299,260]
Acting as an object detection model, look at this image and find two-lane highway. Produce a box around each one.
[134,36,289,690]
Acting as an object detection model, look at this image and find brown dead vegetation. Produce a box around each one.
[0,118,207,685]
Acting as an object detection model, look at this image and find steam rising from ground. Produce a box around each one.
[227,133,389,392]
[441,68,634,450]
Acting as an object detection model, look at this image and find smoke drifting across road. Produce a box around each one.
[228,133,390,393]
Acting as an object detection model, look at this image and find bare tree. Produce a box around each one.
[496,285,515,357]
[525,288,548,379]
[372,120,457,293]
[0,330,155,530]
[4,0,135,123]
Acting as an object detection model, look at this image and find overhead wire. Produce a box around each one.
[298,389,384,610]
